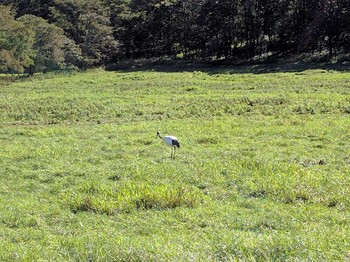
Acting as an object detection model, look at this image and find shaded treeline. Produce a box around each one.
[1,0,350,73]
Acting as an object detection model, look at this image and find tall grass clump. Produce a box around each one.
[67,182,205,215]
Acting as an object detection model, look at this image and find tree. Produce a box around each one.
[106,0,135,58]
[338,0,350,53]
[173,0,205,59]
[51,0,118,66]
[108,0,172,58]
[321,0,347,56]
[11,0,54,20]
[0,5,34,73]
[198,0,240,59]
[18,15,82,73]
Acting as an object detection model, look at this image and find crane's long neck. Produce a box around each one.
[157,133,162,139]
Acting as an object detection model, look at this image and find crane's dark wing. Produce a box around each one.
[172,139,180,148]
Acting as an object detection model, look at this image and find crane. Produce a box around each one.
[156,131,180,159]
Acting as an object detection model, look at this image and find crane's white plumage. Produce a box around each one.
[157,131,180,159]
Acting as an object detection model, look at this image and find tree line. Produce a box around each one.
[1,0,350,73]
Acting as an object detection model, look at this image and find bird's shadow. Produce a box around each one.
[154,156,190,164]
[155,157,175,163]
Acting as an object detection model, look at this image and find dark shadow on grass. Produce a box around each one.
[106,59,350,74]
[155,156,183,163]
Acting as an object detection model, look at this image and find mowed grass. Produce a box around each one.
[0,67,350,260]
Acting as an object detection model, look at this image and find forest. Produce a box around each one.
[1,0,350,73]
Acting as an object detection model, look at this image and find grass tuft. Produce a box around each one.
[68,183,204,215]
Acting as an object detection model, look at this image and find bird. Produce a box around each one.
[156,131,180,159]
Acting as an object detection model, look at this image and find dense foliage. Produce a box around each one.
[1,0,350,72]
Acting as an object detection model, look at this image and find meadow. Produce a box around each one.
[0,66,350,261]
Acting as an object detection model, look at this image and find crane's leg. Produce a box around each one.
[170,146,176,160]
[174,147,176,160]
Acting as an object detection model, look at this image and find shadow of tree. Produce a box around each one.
[107,60,350,74]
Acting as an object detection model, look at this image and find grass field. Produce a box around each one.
[1,67,350,260]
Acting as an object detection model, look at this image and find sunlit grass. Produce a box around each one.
[0,68,350,260]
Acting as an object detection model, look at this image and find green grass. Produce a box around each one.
[1,67,350,260]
